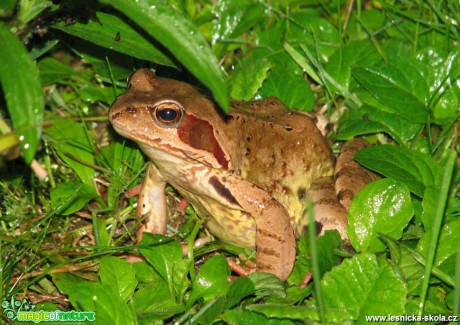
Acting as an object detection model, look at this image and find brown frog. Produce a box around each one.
[109,69,377,280]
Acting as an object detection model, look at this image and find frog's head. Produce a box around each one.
[109,69,229,169]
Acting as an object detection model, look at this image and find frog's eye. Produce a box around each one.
[153,101,185,128]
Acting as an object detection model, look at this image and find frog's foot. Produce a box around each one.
[335,138,380,210]
[136,163,168,241]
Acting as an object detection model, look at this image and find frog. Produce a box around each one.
[109,68,378,281]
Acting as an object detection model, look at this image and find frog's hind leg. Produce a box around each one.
[309,139,380,240]
[335,138,380,211]
[309,176,348,239]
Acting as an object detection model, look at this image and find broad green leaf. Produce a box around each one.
[417,219,460,276]
[246,304,320,321]
[68,282,135,323]
[18,0,51,24]
[133,281,184,318]
[229,58,272,100]
[325,40,379,91]
[52,273,87,296]
[432,86,460,124]
[321,253,407,324]
[248,272,286,298]
[352,66,427,123]
[211,0,262,57]
[45,119,95,186]
[226,276,255,309]
[0,28,44,164]
[172,259,190,302]
[52,12,175,67]
[50,180,98,215]
[187,255,230,307]
[354,145,442,197]
[101,0,228,110]
[224,309,296,324]
[38,57,76,85]
[139,233,183,296]
[381,234,424,281]
[288,14,341,61]
[0,0,16,18]
[347,179,414,253]
[198,296,227,324]
[99,257,138,303]
[316,230,342,276]
[259,66,315,111]
[337,104,422,143]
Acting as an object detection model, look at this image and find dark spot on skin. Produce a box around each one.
[111,111,121,120]
[304,221,323,236]
[315,221,323,235]
[208,176,239,206]
[281,162,287,169]
[246,135,252,142]
[337,189,354,202]
[177,115,229,169]
[246,148,250,155]
[284,126,293,131]
[310,114,318,124]
[127,106,137,113]
[297,188,306,200]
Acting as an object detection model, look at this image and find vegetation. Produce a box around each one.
[0,0,459,323]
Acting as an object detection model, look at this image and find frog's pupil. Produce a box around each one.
[159,108,177,121]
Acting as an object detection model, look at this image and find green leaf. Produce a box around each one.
[45,119,95,186]
[187,255,230,307]
[417,219,460,275]
[321,253,407,324]
[38,57,76,85]
[337,104,422,143]
[347,179,414,253]
[134,281,184,319]
[18,0,51,24]
[0,0,17,18]
[229,58,272,100]
[211,0,262,57]
[50,180,98,215]
[354,145,442,197]
[139,233,183,296]
[224,308,296,324]
[0,28,44,164]
[52,12,175,67]
[325,40,380,91]
[101,0,228,110]
[248,272,286,298]
[99,257,138,303]
[352,66,427,123]
[259,66,315,111]
[246,303,320,321]
[316,230,342,276]
[226,276,255,309]
[70,282,135,323]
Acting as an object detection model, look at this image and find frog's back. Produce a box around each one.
[226,97,335,235]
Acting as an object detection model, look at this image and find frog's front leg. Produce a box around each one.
[137,163,168,241]
[225,177,296,281]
